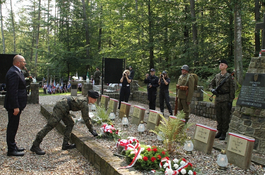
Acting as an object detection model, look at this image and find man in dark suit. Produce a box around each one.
[4,55,27,156]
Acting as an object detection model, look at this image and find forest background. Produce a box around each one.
[0,0,264,87]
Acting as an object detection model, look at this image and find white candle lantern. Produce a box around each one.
[91,104,96,112]
[109,111,116,120]
[122,115,129,127]
[157,131,164,141]
[183,137,194,154]
[216,150,228,170]
[138,121,145,133]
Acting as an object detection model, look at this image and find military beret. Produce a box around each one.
[150,68,155,72]
[88,90,99,99]
[219,60,228,66]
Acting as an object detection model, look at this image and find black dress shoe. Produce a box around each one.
[7,150,24,156]
[62,143,76,150]
[30,145,46,155]
[16,146,25,152]
[215,132,222,138]
[90,130,98,137]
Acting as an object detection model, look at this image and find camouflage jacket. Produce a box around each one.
[176,73,194,102]
[94,70,101,80]
[55,96,92,130]
[209,72,235,103]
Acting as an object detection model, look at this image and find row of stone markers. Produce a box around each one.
[98,94,255,170]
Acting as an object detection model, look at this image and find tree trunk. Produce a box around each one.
[81,0,90,59]
[255,0,260,57]
[190,0,198,60]
[183,5,189,57]
[47,0,50,54]
[10,0,16,53]
[98,6,102,51]
[234,0,243,85]
[228,7,234,62]
[0,3,5,54]
[148,0,154,69]
[34,0,41,78]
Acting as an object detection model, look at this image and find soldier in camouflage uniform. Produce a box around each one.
[176,65,194,123]
[209,60,235,140]
[30,90,99,155]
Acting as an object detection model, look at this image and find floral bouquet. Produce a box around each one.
[123,144,169,171]
[155,157,197,175]
[99,123,120,139]
[25,76,33,82]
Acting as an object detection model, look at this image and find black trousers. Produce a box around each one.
[159,91,172,114]
[148,89,157,110]
[6,109,21,151]
[118,87,130,109]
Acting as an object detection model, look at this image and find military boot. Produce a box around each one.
[62,143,76,150]
[215,132,222,138]
[90,130,98,137]
[219,133,226,140]
[30,145,46,155]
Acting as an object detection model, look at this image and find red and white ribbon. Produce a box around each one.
[101,124,117,134]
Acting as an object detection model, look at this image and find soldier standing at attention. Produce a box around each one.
[176,65,194,123]
[144,68,159,110]
[94,67,101,85]
[30,90,99,155]
[209,60,235,140]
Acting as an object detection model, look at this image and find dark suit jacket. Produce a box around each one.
[4,66,27,111]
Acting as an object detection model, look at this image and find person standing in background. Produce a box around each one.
[144,68,159,110]
[94,67,101,85]
[129,66,135,79]
[159,71,173,115]
[118,70,132,109]
[4,55,28,156]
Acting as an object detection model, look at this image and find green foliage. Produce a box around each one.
[93,104,112,125]
[151,112,193,153]
[124,145,169,171]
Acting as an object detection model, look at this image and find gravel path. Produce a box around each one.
[0,94,100,175]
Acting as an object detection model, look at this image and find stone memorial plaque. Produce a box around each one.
[107,98,118,115]
[118,102,131,118]
[70,81,78,96]
[100,95,110,110]
[146,110,161,130]
[237,73,265,109]
[169,115,186,123]
[131,105,145,125]
[226,132,255,169]
[193,124,217,154]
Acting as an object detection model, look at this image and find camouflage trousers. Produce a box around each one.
[178,99,190,122]
[215,101,232,133]
[33,106,75,146]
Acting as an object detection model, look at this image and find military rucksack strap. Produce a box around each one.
[184,74,190,86]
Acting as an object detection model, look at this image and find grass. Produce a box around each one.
[38,88,82,96]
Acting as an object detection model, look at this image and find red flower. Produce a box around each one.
[182,158,187,162]
[152,148,158,152]
[147,148,151,152]
[193,171,196,175]
[165,157,169,159]
[143,156,148,161]
[188,162,192,167]
[151,157,156,162]
[115,130,118,134]
[162,151,165,155]
[157,155,161,160]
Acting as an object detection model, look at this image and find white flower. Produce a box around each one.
[141,148,145,152]
[163,163,169,169]
[173,158,179,163]
[181,168,187,174]
[188,170,193,175]
[173,164,179,169]
[165,168,174,175]
[127,147,134,151]
[137,155,142,159]
[180,160,186,166]
[146,145,151,148]
[130,151,135,155]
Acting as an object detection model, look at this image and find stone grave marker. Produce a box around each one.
[100,94,110,110]
[131,105,145,125]
[226,132,255,170]
[146,110,162,130]
[193,123,217,154]
[70,81,78,96]
[118,102,131,118]
[169,115,186,123]
[107,98,118,115]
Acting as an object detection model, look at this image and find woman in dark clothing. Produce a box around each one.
[118,70,132,109]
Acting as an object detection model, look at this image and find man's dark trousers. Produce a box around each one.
[148,89,157,110]
[7,110,21,151]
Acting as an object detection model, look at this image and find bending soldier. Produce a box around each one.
[209,60,235,140]
[176,65,194,123]
[30,90,99,155]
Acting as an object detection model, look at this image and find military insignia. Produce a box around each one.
[254,74,259,82]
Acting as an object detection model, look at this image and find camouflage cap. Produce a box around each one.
[88,90,99,99]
